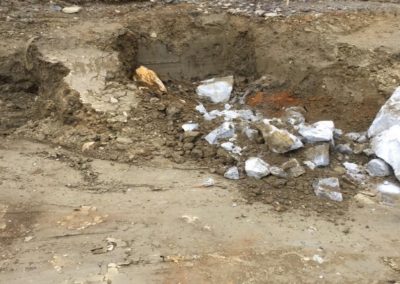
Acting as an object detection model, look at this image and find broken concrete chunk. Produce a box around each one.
[205,122,235,145]
[224,166,240,180]
[366,159,391,177]
[335,143,353,155]
[368,86,400,137]
[221,142,242,155]
[257,121,303,154]
[345,132,362,142]
[343,162,366,182]
[371,124,400,182]
[135,66,167,93]
[245,157,270,179]
[182,123,199,132]
[243,127,259,140]
[313,177,343,202]
[334,128,343,139]
[62,6,82,14]
[304,144,330,167]
[196,76,234,103]
[116,137,133,144]
[298,121,334,143]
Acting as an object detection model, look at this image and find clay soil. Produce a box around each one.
[1,0,400,283]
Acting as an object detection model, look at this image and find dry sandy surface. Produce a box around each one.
[0,137,400,283]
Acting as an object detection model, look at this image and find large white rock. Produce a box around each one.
[245,157,270,179]
[204,122,235,145]
[196,76,234,103]
[371,125,400,182]
[298,121,334,143]
[368,87,400,137]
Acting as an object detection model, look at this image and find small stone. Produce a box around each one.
[62,6,82,14]
[281,158,300,170]
[298,121,334,143]
[270,166,287,178]
[288,166,306,178]
[257,121,303,153]
[224,166,240,180]
[116,137,133,144]
[110,97,118,104]
[335,144,353,155]
[82,141,95,152]
[313,177,343,202]
[366,159,391,177]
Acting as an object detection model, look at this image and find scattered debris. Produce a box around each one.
[205,122,235,144]
[245,157,270,179]
[196,76,234,103]
[382,257,400,272]
[221,142,242,155]
[335,143,352,155]
[82,141,95,152]
[57,206,107,230]
[313,177,343,202]
[135,66,167,94]
[181,215,199,224]
[312,254,325,264]
[299,121,334,143]
[270,166,287,178]
[224,166,240,180]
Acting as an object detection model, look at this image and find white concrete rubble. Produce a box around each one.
[196,76,234,103]
[224,166,240,180]
[368,86,400,137]
[205,122,235,145]
[245,157,270,179]
[221,142,242,155]
[304,144,330,167]
[182,123,199,132]
[258,121,303,153]
[299,121,335,143]
[313,177,343,202]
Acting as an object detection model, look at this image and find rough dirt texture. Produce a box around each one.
[1,0,400,283]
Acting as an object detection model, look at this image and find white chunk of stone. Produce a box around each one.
[204,122,235,145]
[224,166,240,180]
[196,76,234,103]
[298,121,334,143]
[245,157,270,179]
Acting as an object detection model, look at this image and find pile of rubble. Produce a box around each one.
[162,73,400,205]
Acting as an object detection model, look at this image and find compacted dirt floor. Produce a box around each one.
[1,0,400,283]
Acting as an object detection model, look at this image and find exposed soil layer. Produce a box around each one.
[1,2,400,215]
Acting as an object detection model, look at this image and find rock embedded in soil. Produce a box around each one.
[205,122,235,145]
[313,177,343,202]
[257,121,303,154]
[298,121,334,143]
[224,166,240,180]
[196,76,234,104]
[335,144,353,155]
[304,144,330,167]
[245,157,270,179]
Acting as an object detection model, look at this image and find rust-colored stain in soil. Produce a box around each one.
[246,90,301,116]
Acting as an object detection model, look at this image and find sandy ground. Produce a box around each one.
[0,137,399,283]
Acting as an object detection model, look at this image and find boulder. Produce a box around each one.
[368,87,400,137]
